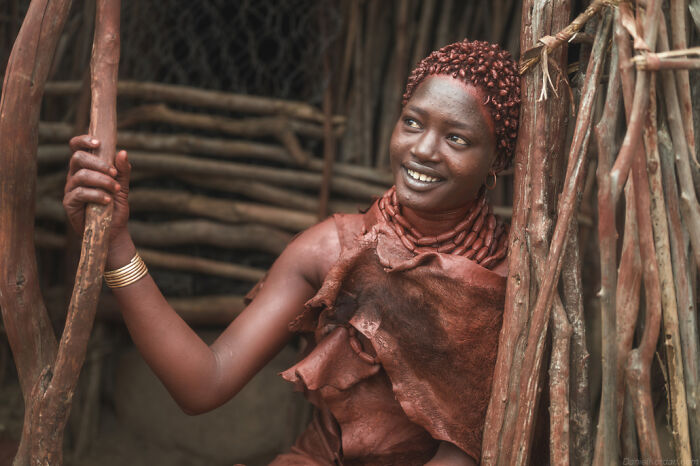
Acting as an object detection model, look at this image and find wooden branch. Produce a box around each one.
[481,0,573,463]
[37,122,393,186]
[626,129,663,463]
[138,249,265,282]
[657,24,700,275]
[0,0,70,399]
[633,56,700,70]
[609,0,663,201]
[592,21,621,464]
[176,175,359,214]
[510,13,610,466]
[549,295,573,465]
[33,1,120,463]
[128,220,291,255]
[615,180,642,434]
[519,0,610,74]
[669,0,699,176]
[0,0,75,463]
[44,288,245,327]
[39,121,295,165]
[120,104,313,164]
[33,229,266,282]
[659,115,700,457]
[562,226,592,466]
[642,70,692,463]
[630,46,700,71]
[610,22,642,444]
[117,103,344,140]
[44,80,343,124]
[128,189,317,232]
[318,33,335,220]
[410,0,437,69]
[64,151,383,200]
[621,385,640,459]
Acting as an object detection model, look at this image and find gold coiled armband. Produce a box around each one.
[104,252,148,288]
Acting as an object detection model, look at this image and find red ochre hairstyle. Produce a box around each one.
[403,39,521,172]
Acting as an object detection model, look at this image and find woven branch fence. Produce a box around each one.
[0,0,699,464]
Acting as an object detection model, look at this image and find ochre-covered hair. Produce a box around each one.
[403,39,520,172]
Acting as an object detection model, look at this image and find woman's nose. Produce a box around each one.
[410,131,440,162]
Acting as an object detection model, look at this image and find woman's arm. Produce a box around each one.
[108,218,339,414]
[64,136,340,414]
[424,442,478,466]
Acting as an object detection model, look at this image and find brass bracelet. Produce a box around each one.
[104,252,148,288]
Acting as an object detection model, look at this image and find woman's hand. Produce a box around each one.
[63,135,131,241]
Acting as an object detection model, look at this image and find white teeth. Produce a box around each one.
[407,168,440,183]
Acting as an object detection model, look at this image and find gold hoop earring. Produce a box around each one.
[485,171,497,190]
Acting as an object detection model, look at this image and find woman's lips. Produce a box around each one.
[401,165,445,191]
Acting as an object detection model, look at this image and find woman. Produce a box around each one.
[63,39,520,465]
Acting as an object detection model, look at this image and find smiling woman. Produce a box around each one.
[62,38,520,465]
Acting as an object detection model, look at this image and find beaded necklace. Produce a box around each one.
[377,186,509,270]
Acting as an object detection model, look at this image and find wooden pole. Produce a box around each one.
[0,0,73,463]
[592,18,621,464]
[31,1,121,463]
[481,0,572,463]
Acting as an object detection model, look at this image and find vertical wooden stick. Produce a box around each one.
[31,0,121,462]
[549,295,573,465]
[659,121,700,458]
[650,23,700,459]
[615,179,642,434]
[642,61,692,464]
[481,1,572,463]
[511,13,609,465]
[626,128,663,463]
[318,5,335,220]
[592,19,621,464]
[562,226,592,466]
[669,0,699,176]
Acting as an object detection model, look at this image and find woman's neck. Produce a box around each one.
[400,202,477,237]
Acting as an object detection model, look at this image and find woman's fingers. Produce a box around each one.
[69,134,100,152]
[62,187,113,233]
[63,186,112,209]
[114,150,131,186]
[65,167,121,195]
[69,150,117,177]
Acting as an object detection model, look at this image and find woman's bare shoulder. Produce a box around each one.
[281,214,358,288]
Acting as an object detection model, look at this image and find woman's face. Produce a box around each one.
[389,75,497,213]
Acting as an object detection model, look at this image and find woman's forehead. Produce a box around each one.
[409,75,495,134]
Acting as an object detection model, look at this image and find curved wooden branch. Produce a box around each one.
[0,0,73,463]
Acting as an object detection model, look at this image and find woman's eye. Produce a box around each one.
[404,118,421,129]
[448,135,469,146]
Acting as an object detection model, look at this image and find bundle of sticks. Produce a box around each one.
[482,1,700,464]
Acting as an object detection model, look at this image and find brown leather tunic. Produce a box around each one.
[268,201,506,465]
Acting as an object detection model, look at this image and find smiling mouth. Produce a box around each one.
[406,167,443,183]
